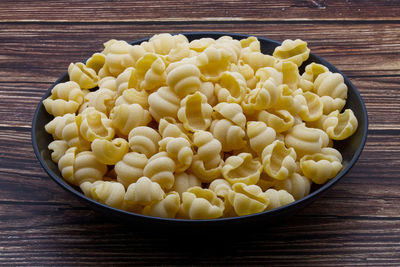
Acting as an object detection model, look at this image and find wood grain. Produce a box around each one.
[0,0,399,22]
[1,1,400,265]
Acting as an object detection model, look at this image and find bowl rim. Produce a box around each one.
[31,31,368,223]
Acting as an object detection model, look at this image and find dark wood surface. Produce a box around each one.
[1,1,400,265]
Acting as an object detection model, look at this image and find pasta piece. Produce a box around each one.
[313,72,348,99]
[273,84,300,115]
[148,86,181,122]
[177,92,213,132]
[214,71,247,103]
[271,172,311,200]
[79,108,114,142]
[102,40,136,76]
[322,109,358,140]
[210,119,246,152]
[43,81,84,116]
[128,126,161,158]
[196,46,230,81]
[300,152,343,184]
[261,140,297,180]
[68,62,98,89]
[115,67,136,95]
[48,140,69,163]
[293,91,323,122]
[143,152,176,190]
[299,62,329,92]
[265,189,295,210]
[235,61,258,89]
[285,123,329,157]
[241,79,280,114]
[91,138,129,165]
[45,113,74,140]
[190,130,223,182]
[209,179,231,199]
[199,82,218,106]
[142,192,181,218]
[273,39,310,67]
[255,67,283,85]
[147,33,189,56]
[158,117,190,141]
[80,181,125,209]
[172,172,202,196]
[84,88,116,115]
[247,121,276,156]
[86,52,106,74]
[214,36,242,63]
[115,88,149,109]
[98,76,117,91]
[240,36,260,52]
[115,152,148,188]
[124,177,165,206]
[241,51,275,72]
[110,104,151,136]
[213,102,246,129]
[227,183,268,216]
[135,53,166,91]
[276,61,300,90]
[257,109,295,133]
[222,153,262,185]
[320,95,346,115]
[189,37,216,52]
[159,137,193,173]
[179,187,224,219]
[166,63,201,98]
[166,41,192,63]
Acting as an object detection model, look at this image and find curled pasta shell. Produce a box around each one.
[228,183,268,216]
[275,61,299,90]
[86,52,106,74]
[80,181,125,209]
[300,153,343,184]
[180,187,224,219]
[124,176,165,206]
[158,117,190,141]
[222,153,262,185]
[257,109,294,133]
[301,62,329,83]
[91,138,129,165]
[115,88,149,109]
[285,123,329,157]
[148,86,181,122]
[115,67,137,95]
[199,82,218,106]
[242,79,280,115]
[261,140,297,180]
[68,62,98,89]
[110,103,151,136]
[135,53,166,91]
[209,179,231,199]
[148,33,189,56]
[159,137,193,173]
[177,91,213,132]
[213,102,246,128]
[172,172,202,196]
[61,114,89,150]
[98,76,117,91]
[323,109,358,140]
[241,51,275,71]
[142,192,181,219]
[79,108,115,142]
[320,96,346,115]
[265,189,295,210]
[189,37,216,52]
[210,119,246,152]
[84,88,116,115]
[314,72,348,99]
[215,71,247,103]
[115,152,148,187]
[255,67,283,85]
[247,121,276,156]
[128,126,161,158]
[45,113,73,140]
[43,81,84,113]
[294,91,323,122]
[103,40,136,76]
[270,172,311,200]
[73,151,108,186]
[166,63,201,98]
[48,140,69,163]
[273,39,310,67]
[197,46,230,81]
[143,152,176,190]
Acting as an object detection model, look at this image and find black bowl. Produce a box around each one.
[32,32,368,227]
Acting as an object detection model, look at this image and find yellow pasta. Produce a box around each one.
[300,152,343,184]
[261,140,297,180]
[158,117,190,141]
[84,88,116,116]
[143,152,176,190]
[142,191,181,218]
[110,103,151,136]
[68,62,98,89]
[215,71,247,103]
[135,53,166,91]
[166,63,201,98]
[265,189,295,210]
[79,108,115,142]
[115,152,148,188]
[196,46,231,81]
[159,137,193,173]
[128,126,161,158]
[48,140,69,164]
[273,39,310,67]
[322,109,358,140]
[115,88,149,109]
[257,109,295,133]
[148,86,181,122]
[227,183,269,216]
[43,81,84,116]
[222,153,262,185]
[124,176,165,206]
[86,52,106,74]
[314,71,348,99]
[246,121,276,156]
[80,181,126,209]
[91,138,129,165]
[210,118,246,152]
[172,172,202,196]
[179,187,224,219]
[102,40,137,76]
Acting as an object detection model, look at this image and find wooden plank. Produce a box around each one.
[1,22,400,84]
[0,0,399,22]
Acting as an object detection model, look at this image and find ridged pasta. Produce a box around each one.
[68,62,98,89]
[142,192,181,218]
[227,183,268,216]
[124,176,165,206]
[102,40,137,76]
[189,37,216,52]
[110,103,151,136]
[247,121,276,156]
[86,52,106,74]
[210,119,246,152]
[159,137,193,173]
[80,181,125,209]
[172,172,202,196]
[190,130,223,182]
[147,33,189,56]
[196,46,230,81]
[213,102,246,128]
[314,72,348,99]
[48,140,69,163]
[241,79,280,114]
[273,39,310,67]
[135,53,166,91]
[98,76,117,91]
[115,152,148,187]
[128,126,161,158]
[215,71,247,103]
[143,152,176,190]
[79,108,115,142]
[91,138,129,165]
[257,109,295,133]
[265,189,295,210]
[241,51,275,72]
[320,95,346,115]
[198,82,218,106]
[255,67,283,85]
[177,92,213,132]
[270,172,311,200]
[115,88,149,109]
[43,81,84,116]
[84,88,116,115]
[222,153,262,185]
[261,140,297,180]
[179,187,224,219]
[148,86,181,122]
[300,152,343,184]
[115,67,136,95]
[322,109,358,140]
[158,117,190,141]
[293,91,323,122]
[166,63,201,98]
[285,123,329,157]
[209,179,231,199]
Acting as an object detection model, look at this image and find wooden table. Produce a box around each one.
[1,1,399,265]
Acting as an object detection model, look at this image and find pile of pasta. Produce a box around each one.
[43,33,358,219]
